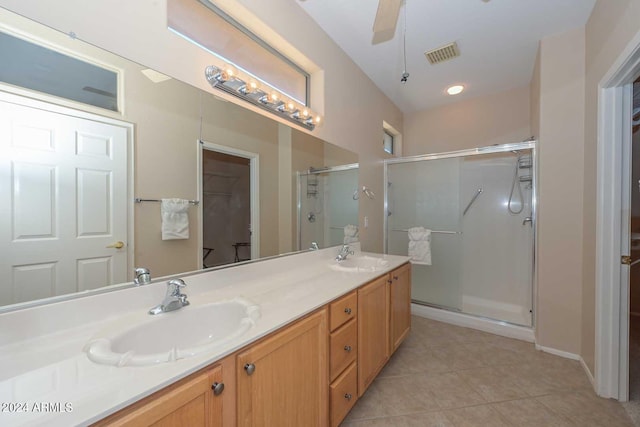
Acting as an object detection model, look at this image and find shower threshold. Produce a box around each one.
[411,300,534,342]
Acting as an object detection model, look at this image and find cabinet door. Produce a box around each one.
[237,309,328,427]
[390,263,412,353]
[93,364,225,427]
[358,275,390,396]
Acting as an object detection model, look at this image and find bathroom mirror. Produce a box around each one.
[0,8,357,311]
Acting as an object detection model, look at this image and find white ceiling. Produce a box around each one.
[297,0,596,113]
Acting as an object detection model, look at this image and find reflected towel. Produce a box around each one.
[408,227,431,265]
[344,224,359,244]
[161,199,190,240]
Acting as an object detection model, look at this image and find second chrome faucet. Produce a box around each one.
[149,279,190,315]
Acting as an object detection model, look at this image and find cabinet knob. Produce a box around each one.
[387,279,393,285]
[211,382,225,396]
[344,345,352,352]
[344,393,352,401]
[393,275,399,280]
[244,363,256,375]
[344,307,352,315]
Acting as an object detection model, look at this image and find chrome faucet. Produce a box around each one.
[134,267,151,285]
[336,244,355,262]
[149,279,189,315]
[310,242,320,251]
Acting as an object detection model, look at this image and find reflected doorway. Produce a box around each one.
[199,141,259,267]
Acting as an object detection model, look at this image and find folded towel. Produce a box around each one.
[161,199,190,240]
[408,227,431,265]
[344,224,359,244]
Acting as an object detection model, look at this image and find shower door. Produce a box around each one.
[297,165,359,250]
[385,142,536,327]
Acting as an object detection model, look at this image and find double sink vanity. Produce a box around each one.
[0,244,411,426]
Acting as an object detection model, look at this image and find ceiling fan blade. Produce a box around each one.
[373,0,402,34]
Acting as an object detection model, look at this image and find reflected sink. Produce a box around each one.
[85,297,260,367]
[329,255,390,273]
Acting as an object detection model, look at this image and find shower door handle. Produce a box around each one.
[522,217,532,226]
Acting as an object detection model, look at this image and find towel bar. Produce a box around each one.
[391,228,461,235]
[135,198,200,206]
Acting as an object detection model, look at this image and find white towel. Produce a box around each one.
[343,224,359,244]
[408,227,431,265]
[161,199,190,240]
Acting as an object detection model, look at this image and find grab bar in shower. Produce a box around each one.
[391,229,462,235]
[462,188,483,216]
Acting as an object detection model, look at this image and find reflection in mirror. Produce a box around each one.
[0,8,358,311]
[297,166,359,250]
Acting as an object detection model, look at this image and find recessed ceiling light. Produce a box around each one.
[447,85,464,95]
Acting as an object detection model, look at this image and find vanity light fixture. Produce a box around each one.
[205,65,321,130]
[446,85,464,95]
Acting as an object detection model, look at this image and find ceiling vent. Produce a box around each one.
[424,42,460,65]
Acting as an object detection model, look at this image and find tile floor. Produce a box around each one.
[341,315,635,426]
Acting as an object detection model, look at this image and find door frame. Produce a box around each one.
[197,140,260,265]
[0,90,135,293]
[595,29,640,401]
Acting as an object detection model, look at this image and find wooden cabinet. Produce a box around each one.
[329,362,358,427]
[357,275,390,396]
[329,291,358,426]
[390,262,412,353]
[92,357,234,427]
[94,262,411,427]
[236,309,328,427]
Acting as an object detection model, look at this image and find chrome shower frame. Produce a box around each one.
[383,140,538,328]
[296,163,359,251]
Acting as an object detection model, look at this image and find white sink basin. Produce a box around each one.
[329,255,390,273]
[85,297,260,367]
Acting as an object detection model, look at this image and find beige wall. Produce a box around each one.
[0,0,403,253]
[535,27,586,355]
[582,0,640,373]
[403,86,531,156]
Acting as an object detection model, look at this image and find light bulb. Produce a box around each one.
[302,109,309,118]
[287,101,296,111]
[446,85,464,95]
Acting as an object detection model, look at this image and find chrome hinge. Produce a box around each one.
[622,255,632,265]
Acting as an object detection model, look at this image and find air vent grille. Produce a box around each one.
[424,42,460,65]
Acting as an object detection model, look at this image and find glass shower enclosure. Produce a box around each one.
[297,164,359,250]
[384,141,536,327]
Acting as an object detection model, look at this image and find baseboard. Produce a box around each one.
[580,357,596,387]
[411,303,535,342]
[534,343,580,360]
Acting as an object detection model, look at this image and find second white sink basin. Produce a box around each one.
[85,297,260,367]
[329,255,390,273]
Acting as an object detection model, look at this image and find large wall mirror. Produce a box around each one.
[0,8,358,311]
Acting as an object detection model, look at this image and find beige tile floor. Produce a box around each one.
[341,315,635,426]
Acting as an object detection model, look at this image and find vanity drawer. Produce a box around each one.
[329,291,357,332]
[330,318,357,381]
[330,362,358,427]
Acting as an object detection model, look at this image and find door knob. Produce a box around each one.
[106,241,125,249]
[244,363,256,375]
[211,382,225,396]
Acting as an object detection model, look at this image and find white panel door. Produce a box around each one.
[0,99,130,305]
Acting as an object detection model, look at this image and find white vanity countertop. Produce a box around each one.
[0,246,410,426]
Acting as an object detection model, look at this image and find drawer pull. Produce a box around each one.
[211,382,224,396]
[244,363,256,375]
[344,307,352,315]
[344,393,353,401]
[344,345,352,352]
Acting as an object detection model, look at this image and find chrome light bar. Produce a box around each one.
[205,65,320,130]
